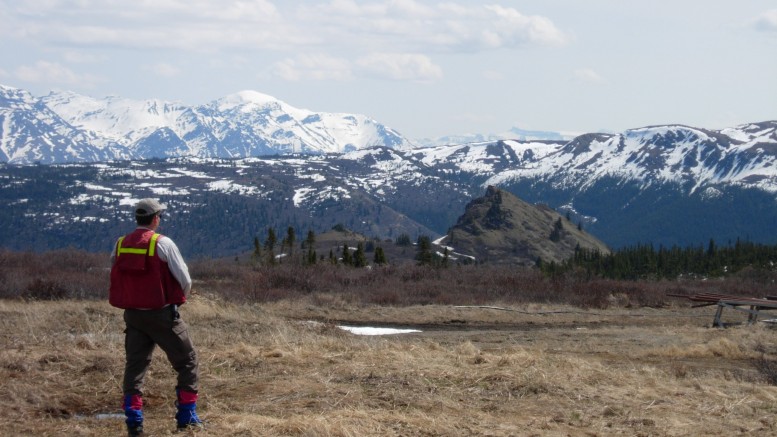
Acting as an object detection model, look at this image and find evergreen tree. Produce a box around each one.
[305,230,316,249]
[353,242,367,267]
[304,230,316,265]
[264,228,277,265]
[557,239,777,280]
[416,235,434,266]
[341,243,353,265]
[395,233,412,246]
[707,238,716,257]
[252,236,262,262]
[549,218,563,242]
[286,226,296,257]
[374,247,387,265]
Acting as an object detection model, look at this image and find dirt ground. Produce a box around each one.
[272,300,768,378]
[3,297,777,436]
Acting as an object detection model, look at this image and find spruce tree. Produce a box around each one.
[353,242,367,267]
[286,226,296,257]
[550,218,563,242]
[395,233,412,246]
[264,228,277,265]
[342,243,353,265]
[374,247,387,265]
[252,236,262,262]
[304,230,316,265]
[416,235,433,266]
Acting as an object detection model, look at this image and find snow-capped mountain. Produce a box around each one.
[3,83,777,253]
[2,121,777,255]
[407,122,777,193]
[0,85,127,163]
[0,121,777,255]
[415,126,574,148]
[1,84,415,163]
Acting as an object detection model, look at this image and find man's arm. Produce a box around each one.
[156,236,193,295]
[110,238,119,265]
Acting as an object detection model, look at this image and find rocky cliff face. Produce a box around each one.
[443,186,610,266]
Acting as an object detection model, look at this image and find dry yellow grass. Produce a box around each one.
[2,294,777,436]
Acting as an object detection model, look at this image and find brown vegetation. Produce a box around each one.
[2,249,777,435]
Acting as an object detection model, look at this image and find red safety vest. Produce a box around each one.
[109,229,186,309]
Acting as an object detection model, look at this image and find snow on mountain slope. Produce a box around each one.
[415,126,573,148]
[0,85,127,163]
[2,84,414,163]
[720,121,777,146]
[4,84,777,199]
[203,91,412,155]
[42,91,189,148]
[477,123,777,194]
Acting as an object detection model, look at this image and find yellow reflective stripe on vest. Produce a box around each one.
[116,236,125,256]
[116,233,160,257]
[148,233,160,257]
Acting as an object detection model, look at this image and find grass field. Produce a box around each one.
[2,289,777,436]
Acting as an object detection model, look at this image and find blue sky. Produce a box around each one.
[1,1,775,139]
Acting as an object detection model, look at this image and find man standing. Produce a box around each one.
[109,198,203,436]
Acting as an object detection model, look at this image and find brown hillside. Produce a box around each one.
[442,186,610,265]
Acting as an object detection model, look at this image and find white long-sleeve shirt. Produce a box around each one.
[111,227,192,295]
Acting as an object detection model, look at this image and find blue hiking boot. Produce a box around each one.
[175,402,204,430]
[124,394,144,436]
[175,389,204,430]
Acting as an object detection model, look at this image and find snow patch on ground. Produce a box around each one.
[338,326,421,336]
[206,180,260,196]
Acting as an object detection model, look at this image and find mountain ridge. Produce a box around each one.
[2,84,777,255]
[0,84,415,164]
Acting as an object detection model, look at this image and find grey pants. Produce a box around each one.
[123,306,199,395]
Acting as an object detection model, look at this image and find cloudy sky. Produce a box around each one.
[1,1,775,139]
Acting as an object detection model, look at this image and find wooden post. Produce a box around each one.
[714,303,724,328]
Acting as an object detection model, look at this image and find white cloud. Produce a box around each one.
[4,1,566,55]
[147,63,181,78]
[61,51,104,64]
[271,54,353,81]
[484,5,568,47]
[754,9,777,32]
[356,53,442,81]
[14,60,102,87]
[298,2,568,53]
[269,52,442,83]
[5,0,303,52]
[573,68,605,84]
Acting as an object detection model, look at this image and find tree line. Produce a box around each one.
[540,238,777,280]
[251,225,389,267]
[249,226,450,268]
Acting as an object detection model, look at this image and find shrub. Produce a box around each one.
[3,249,775,309]
[23,279,69,300]
[0,249,109,300]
